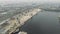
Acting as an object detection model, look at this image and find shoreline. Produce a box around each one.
[0,8,41,34]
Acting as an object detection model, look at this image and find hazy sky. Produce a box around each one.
[0,0,60,4]
[0,0,60,1]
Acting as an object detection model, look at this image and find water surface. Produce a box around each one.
[20,10,60,34]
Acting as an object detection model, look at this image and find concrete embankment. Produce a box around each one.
[0,8,41,34]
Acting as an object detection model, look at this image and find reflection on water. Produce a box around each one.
[20,10,60,34]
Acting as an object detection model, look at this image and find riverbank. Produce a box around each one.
[0,8,41,34]
[19,10,60,34]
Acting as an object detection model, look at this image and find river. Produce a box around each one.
[20,10,60,34]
